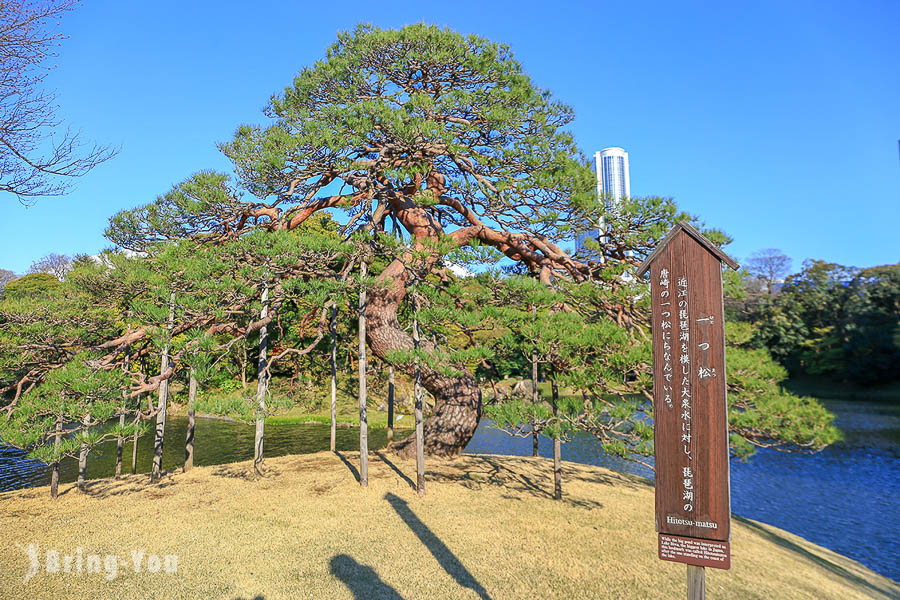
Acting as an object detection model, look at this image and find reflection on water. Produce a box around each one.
[465,401,900,582]
[0,416,409,492]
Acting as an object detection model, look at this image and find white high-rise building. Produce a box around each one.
[595,147,630,204]
[576,147,630,256]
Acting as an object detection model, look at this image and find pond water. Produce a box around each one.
[1,401,897,581]
[0,417,410,493]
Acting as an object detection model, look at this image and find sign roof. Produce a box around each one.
[636,222,740,277]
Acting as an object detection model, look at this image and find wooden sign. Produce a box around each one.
[637,222,739,571]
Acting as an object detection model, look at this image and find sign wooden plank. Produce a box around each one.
[638,222,738,571]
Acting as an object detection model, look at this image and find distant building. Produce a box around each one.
[596,147,630,204]
[576,147,631,257]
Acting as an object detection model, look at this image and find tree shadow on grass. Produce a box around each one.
[734,516,899,599]
[211,462,283,481]
[211,465,260,481]
[373,450,415,490]
[330,554,404,600]
[334,451,360,482]
[59,473,178,499]
[427,455,606,510]
[385,492,492,600]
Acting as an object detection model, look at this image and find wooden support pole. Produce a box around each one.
[115,343,129,479]
[551,381,562,500]
[50,414,62,499]
[184,367,197,472]
[77,413,89,490]
[330,304,338,452]
[253,283,269,476]
[412,298,425,497]
[387,365,394,443]
[151,292,175,483]
[687,565,705,600]
[358,258,368,487]
[531,304,539,457]
[131,411,139,475]
[115,410,125,478]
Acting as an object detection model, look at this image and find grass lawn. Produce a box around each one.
[0,453,895,599]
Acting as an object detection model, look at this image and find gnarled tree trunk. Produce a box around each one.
[371,260,481,459]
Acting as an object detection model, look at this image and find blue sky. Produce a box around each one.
[2,0,898,274]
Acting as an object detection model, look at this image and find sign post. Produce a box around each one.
[637,222,739,599]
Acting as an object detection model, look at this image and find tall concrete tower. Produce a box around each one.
[595,147,630,205]
[576,147,631,257]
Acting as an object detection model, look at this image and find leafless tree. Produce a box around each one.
[0,269,16,289]
[1,0,116,203]
[26,252,71,279]
[745,248,792,295]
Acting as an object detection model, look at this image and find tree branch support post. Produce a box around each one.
[132,356,143,475]
[50,414,62,499]
[531,306,539,457]
[77,413,89,490]
[151,292,175,483]
[387,365,394,443]
[330,303,338,452]
[552,381,562,500]
[253,283,269,476]
[115,344,129,479]
[131,410,140,475]
[412,297,425,497]
[184,367,197,472]
[687,565,705,600]
[358,258,368,487]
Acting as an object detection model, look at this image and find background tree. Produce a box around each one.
[0,0,116,203]
[27,253,72,281]
[0,260,140,497]
[841,264,900,384]
[0,269,16,291]
[744,248,792,295]
[754,260,900,385]
[1,272,60,300]
[0,266,112,413]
